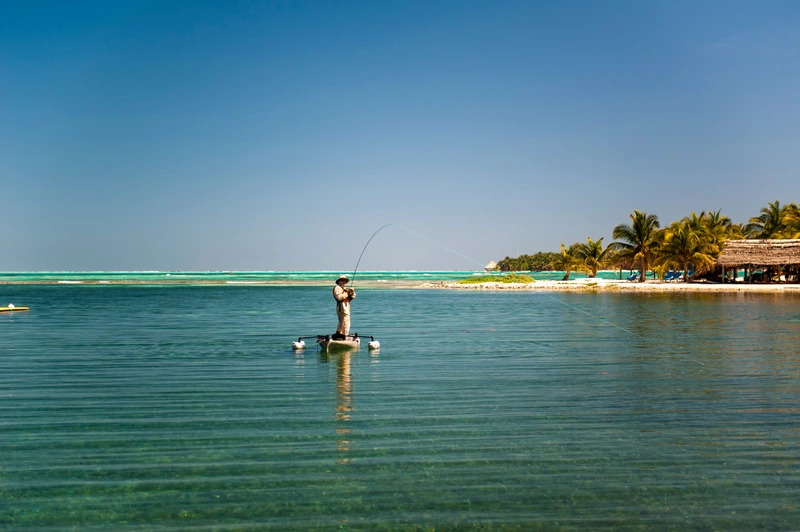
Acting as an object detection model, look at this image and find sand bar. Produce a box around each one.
[420,278,800,293]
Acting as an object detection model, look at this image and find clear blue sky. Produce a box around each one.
[2,0,799,271]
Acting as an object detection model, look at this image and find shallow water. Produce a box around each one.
[2,285,799,529]
[0,270,623,285]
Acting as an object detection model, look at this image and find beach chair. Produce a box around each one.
[627,273,639,282]
[664,271,678,282]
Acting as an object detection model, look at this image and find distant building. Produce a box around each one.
[716,239,800,282]
[484,260,498,271]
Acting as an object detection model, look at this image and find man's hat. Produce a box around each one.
[337,274,350,283]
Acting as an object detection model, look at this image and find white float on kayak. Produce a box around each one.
[292,339,306,350]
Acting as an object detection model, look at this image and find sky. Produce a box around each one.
[2,0,800,271]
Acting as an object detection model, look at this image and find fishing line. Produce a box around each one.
[539,292,644,339]
[540,292,707,366]
[350,223,484,286]
[396,224,485,269]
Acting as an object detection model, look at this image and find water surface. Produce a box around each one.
[2,286,799,529]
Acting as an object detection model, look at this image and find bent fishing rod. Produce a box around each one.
[347,223,484,287]
[349,223,394,287]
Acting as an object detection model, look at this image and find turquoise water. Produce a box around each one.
[0,270,624,285]
[2,284,799,529]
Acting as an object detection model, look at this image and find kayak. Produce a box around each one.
[0,306,29,312]
[292,334,380,351]
[317,335,361,351]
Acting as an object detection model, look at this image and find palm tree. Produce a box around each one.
[574,237,611,278]
[680,210,730,260]
[781,203,800,238]
[552,243,580,281]
[609,249,634,279]
[684,211,707,232]
[657,220,717,282]
[703,209,740,243]
[746,200,787,238]
[611,210,661,282]
[728,222,747,241]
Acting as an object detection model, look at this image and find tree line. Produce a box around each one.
[496,200,800,282]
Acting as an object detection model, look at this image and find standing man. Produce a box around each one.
[333,274,356,337]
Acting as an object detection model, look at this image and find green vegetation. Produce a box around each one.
[458,273,535,284]
[551,243,578,280]
[575,237,612,278]
[746,200,800,238]
[497,201,800,282]
[611,210,661,283]
[496,252,559,272]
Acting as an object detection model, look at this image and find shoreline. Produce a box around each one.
[420,278,800,293]
[4,277,800,293]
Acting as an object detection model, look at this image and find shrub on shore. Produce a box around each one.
[458,273,534,284]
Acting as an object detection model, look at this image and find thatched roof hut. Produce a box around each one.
[716,239,800,267]
[484,260,498,271]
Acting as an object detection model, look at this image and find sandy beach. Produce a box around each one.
[420,277,800,293]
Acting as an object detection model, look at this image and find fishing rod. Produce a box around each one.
[349,223,486,286]
[350,223,394,287]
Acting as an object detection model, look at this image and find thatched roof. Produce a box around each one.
[716,239,800,267]
[484,260,498,271]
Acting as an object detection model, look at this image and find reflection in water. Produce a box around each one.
[319,350,357,464]
[335,351,353,464]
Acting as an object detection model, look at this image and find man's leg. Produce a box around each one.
[337,311,349,335]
